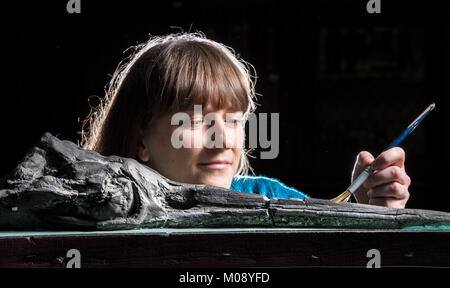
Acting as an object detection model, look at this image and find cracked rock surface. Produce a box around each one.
[1,133,449,230]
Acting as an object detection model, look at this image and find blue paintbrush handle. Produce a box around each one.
[384,103,435,151]
[385,126,415,151]
[347,103,435,195]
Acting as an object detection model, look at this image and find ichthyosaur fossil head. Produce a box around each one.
[1,133,449,230]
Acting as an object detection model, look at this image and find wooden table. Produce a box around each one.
[0,228,449,268]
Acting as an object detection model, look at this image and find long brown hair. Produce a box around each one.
[80,32,257,175]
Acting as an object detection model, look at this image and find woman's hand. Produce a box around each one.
[352,147,411,208]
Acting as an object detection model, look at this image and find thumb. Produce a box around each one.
[352,151,375,182]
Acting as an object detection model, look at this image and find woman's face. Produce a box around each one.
[138,103,244,189]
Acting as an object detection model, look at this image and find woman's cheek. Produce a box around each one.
[176,127,201,148]
[233,126,244,149]
[232,129,244,166]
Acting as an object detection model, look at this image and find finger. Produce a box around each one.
[371,147,406,171]
[368,197,408,208]
[352,151,375,179]
[367,182,410,200]
[364,166,411,189]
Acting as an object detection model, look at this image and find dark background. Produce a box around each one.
[5,0,449,211]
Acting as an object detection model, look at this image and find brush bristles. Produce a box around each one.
[330,190,351,203]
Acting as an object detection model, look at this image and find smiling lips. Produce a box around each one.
[198,160,231,170]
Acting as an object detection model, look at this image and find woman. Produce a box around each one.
[80,32,410,208]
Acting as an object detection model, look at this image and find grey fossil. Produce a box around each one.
[0,133,449,230]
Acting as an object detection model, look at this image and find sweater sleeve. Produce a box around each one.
[230,175,309,200]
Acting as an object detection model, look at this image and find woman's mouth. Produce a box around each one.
[198,161,231,170]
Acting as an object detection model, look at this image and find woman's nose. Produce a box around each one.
[204,116,233,149]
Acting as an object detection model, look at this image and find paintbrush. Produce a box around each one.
[331,103,436,203]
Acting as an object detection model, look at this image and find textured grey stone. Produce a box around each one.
[0,133,449,230]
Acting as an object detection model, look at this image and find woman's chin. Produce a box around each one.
[197,176,232,189]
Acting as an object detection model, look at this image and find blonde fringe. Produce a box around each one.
[78,32,259,176]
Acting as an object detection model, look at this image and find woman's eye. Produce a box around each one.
[191,119,203,126]
[226,119,242,126]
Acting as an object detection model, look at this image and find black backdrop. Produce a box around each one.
[4,0,449,211]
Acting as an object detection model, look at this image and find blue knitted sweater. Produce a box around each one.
[230,175,309,200]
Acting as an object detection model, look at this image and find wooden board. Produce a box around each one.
[0,228,449,268]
